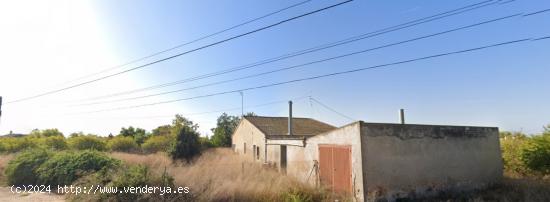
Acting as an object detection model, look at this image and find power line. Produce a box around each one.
[75,36,550,114]
[77,0,501,102]
[523,8,550,17]
[60,0,313,85]
[70,95,310,118]
[5,0,353,104]
[74,12,526,106]
[310,97,356,122]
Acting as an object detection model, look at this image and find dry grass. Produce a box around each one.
[0,154,14,186]
[110,148,328,201]
[405,175,550,202]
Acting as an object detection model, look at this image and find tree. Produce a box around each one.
[210,113,240,147]
[30,129,63,137]
[69,132,84,138]
[119,127,148,145]
[171,114,198,136]
[244,112,257,117]
[169,116,201,162]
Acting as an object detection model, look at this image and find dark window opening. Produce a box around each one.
[253,145,256,158]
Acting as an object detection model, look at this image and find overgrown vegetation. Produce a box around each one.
[4,149,50,186]
[1,118,549,201]
[0,113,244,156]
[500,124,550,176]
[107,149,329,201]
[4,149,119,186]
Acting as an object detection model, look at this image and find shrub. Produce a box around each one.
[40,136,68,150]
[521,134,550,174]
[0,137,37,153]
[30,128,63,137]
[112,165,149,188]
[5,149,50,185]
[500,134,529,174]
[68,135,107,151]
[37,151,120,186]
[169,127,201,162]
[142,135,173,153]
[108,136,139,153]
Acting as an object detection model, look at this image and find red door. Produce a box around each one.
[318,145,352,194]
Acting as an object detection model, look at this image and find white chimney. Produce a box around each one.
[288,101,293,135]
[400,109,405,124]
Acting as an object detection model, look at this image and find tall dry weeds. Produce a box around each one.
[110,149,326,201]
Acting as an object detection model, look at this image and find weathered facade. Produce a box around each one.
[231,116,336,166]
[232,116,503,202]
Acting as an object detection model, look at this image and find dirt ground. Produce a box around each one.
[0,187,65,202]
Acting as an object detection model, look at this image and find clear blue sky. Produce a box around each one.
[1,0,549,135]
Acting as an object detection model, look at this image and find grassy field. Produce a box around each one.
[109,149,331,201]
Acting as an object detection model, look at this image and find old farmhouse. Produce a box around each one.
[231,103,503,201]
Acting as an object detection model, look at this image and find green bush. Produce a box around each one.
[108,136,139,152]
[521,134,550,174]
[111,165,150,201]
[37,151,120,186]
[142,135,173,153]
[68,135,107,151]
[500,133,529,174]
[169,127,201,162]
[5,149,51,185]
[0,137,37,153]
[29,128,63,137]
[40,136,68,150]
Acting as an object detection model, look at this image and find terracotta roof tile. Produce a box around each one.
[244,116,336,136]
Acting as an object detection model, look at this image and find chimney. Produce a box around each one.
[288,101,293,135]
[400,109,405,124]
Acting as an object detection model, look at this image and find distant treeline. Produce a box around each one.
[0,113,254,162]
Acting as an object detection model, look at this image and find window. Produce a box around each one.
[253,145,256,158]
[256,146,260,160]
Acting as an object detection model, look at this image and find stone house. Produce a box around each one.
[231,106,503,201]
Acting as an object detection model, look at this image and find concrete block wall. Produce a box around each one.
[360,122,503,201]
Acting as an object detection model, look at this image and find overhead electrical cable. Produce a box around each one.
[61,0,313,85]
[77,0,502,102]
[310,97,356,121]
[74,36,550,114]
[5,0,353,104]
[73,12,526,106]
[69,95,310,119]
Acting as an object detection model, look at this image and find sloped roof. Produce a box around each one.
[244,116,336,137]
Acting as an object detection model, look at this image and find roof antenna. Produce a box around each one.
[239,91,244,117]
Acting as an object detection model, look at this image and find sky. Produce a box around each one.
[0,0,549,136]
